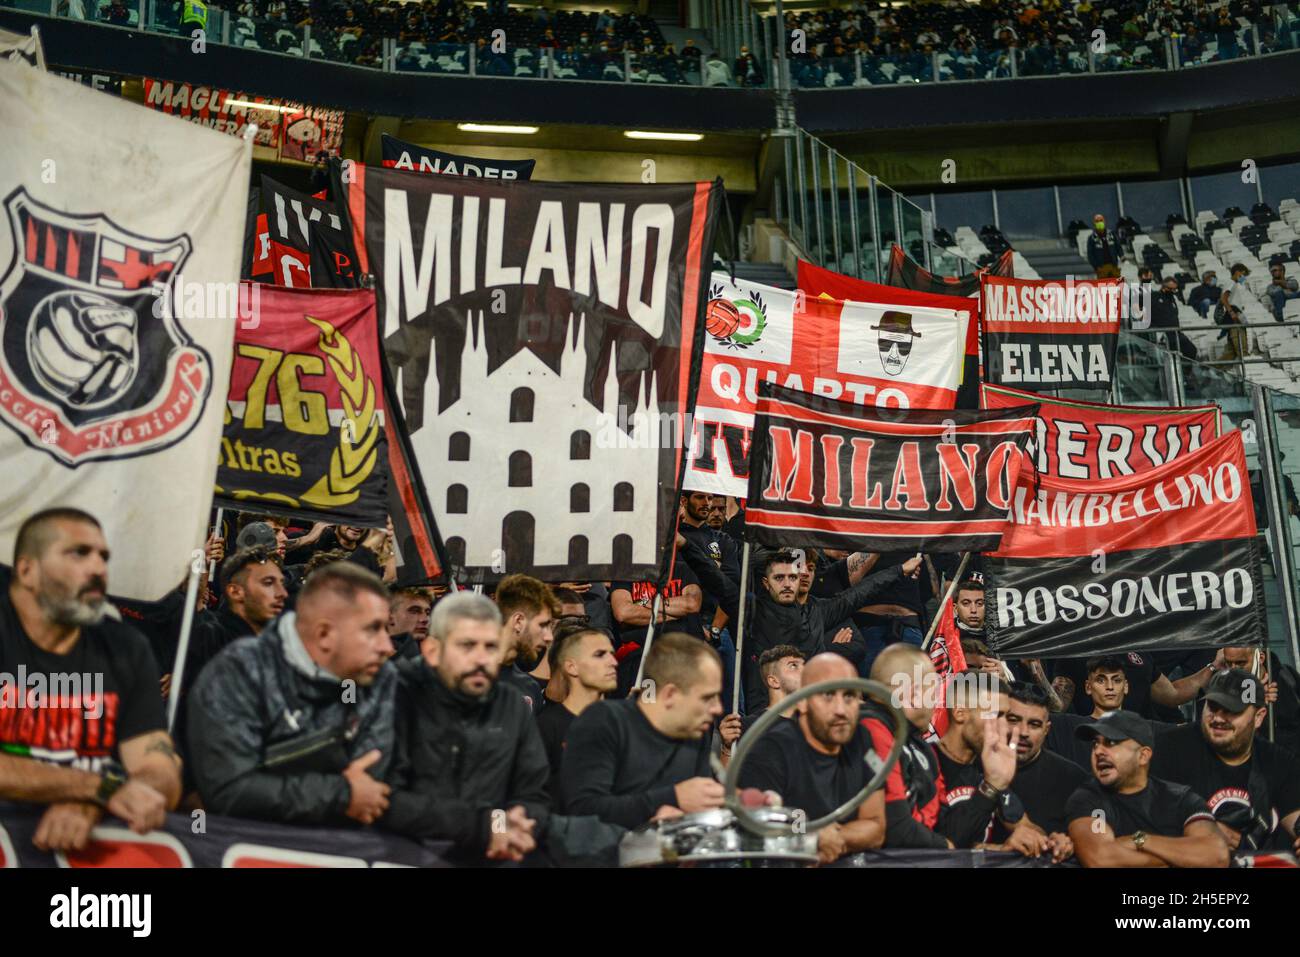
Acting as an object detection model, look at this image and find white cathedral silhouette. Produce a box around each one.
[414,311,663,570]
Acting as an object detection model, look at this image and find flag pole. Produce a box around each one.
[730,540,752,713]
[1256,646,1274,742]
[921,552,971,652]
[166,550,205,734]
[208,507,224,580]
[632,593,663,692]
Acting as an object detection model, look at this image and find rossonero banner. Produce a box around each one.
[336,160,723,582]
[981,275,1123,392]
[0,61,248,600]
[214,284,389,527]
[684,272,969,496]
[886,243,1013,297]
[981,383,1222,480]
[984,429,1265,657]
[745,383,1038,553]
[142,79,344,161]
[381,133,537,181]
[797,258,981,409]
[258,175,343,287]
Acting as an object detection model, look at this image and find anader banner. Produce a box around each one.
[215,285,389,527]
[797,258,981,408]
[981,275,1123,392]
[886,244,1014,297]
[685,272,969,497]
[981,383,1222,480]
[745,383,1037,553]
[336,161,723,582]
[984,430,1265,657]
[259,175,343,287]
[381,133,536,181]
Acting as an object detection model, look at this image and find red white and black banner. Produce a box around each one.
[981,275,1123,392]
[981,383,1222,480]
[685,272,969,496]
[381,133,536,181]
[336,160,723,582]
[257,175,343,287]
[886,243,1013,297]
[797,258,981,408]
[215,285,390,527]
[984,430,1265,657]
[744,383,1037,553]
[309,219,361,289]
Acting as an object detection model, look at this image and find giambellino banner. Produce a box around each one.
[684,272,969,497]
[336,161,723,582]
[745,383,1038,553]
[0,60,249,599]
[215,285,389,527]
[981,383,1221,480]
[981,275,1123,392]
[984,429,1265,657]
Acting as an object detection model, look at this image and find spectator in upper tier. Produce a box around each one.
[1150,273,1199,361]
[1218,262,1252,359]
[1065,710,1228,867]
[0,508,181,851]
[105,0,131,25]
[1266,263,1300,321]
[187,562,396,827]
[1086,214,1121,278]
[1188,269,1220,317]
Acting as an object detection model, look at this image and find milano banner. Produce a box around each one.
[980,275,1123,392]
[215,285,389,527]
[981,383,1222,480]
[336,161,723,581]
[744,383,1038,553]
[684,273,969,497]
[382,133,537,181]
[886,243,1014,298]
[0,61,248,599]
[984,430,1265,657]
[797,258,981,408]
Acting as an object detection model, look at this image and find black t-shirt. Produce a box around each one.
[536,701,578,806]
[1009,747,1089,835]
[1064,776,1214,839]
[737,716,874,823]
[1152,722,1300,846]
[1054,651,1163,718]
[1047,711,1178,770]
[0,569,165,774]
[611,562,703,647]
[679,523,739,627]
[499,664,546,716]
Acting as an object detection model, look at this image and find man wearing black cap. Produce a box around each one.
[1153,669,1300,856]
[1065,710,1228,868]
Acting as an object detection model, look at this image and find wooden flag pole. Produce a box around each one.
[921,552,971,652]
[731,540,752,713]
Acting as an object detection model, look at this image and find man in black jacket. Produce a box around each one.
[187,562,396,827]
[382,592,546,862]
[677,533,920,714]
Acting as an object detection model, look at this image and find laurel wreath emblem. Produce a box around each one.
[299,315,381,509]
[708,282,768,350]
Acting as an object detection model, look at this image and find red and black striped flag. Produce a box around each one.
[984,429,1265,657]
[744,383,1038,552]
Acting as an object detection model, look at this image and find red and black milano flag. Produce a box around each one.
[744,383,1038,552]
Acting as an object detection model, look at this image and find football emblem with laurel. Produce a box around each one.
[706,283,767,349]
[27,289,139,410]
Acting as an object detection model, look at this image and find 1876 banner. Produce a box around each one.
[336,161,723,581]
[984,430,1265,657]
[215,285,389,527]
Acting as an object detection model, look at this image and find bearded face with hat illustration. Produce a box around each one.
[871,309,920,376]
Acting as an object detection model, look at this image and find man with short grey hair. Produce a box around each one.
[382,591,550,862]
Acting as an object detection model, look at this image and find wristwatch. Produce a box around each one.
[1132,830,1148,852]
[977,777,1004,802]
[93,760,127,808]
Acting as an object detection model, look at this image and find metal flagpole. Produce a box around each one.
[166,552,205,734]
[208,507,224,580]
[632,593,663,692]
[1256,646,1274,742]
[921,552,971,652]
[730,540,752,712]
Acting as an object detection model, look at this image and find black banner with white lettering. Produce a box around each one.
[259,174,343,287]
[309,219,361,289]
[980,276,1123,392]
[381,133,537,181]
[984,430,1265,657]
[744,383,1038,553]
[335,160,724,582]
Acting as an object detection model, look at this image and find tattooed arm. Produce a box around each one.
[844,552,881,586]
[119,730,183,810]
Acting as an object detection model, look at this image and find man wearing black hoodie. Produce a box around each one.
[676,533,920,714]
[382,592,548,862]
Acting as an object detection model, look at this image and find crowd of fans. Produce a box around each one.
[2,496,1298,867]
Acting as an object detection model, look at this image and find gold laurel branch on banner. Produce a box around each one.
[299,314,381,509]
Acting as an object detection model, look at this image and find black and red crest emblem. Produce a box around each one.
[0,189,211,466]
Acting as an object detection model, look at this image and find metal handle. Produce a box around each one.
[722,677,910,836]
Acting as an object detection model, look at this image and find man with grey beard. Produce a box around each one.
[0,508,181,852]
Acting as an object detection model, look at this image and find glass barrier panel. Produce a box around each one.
[1094,35,1163,73]
[311,23,375,66]
[627,51,688,85]
[1267,388,1300,667]
[226,14,306,58]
